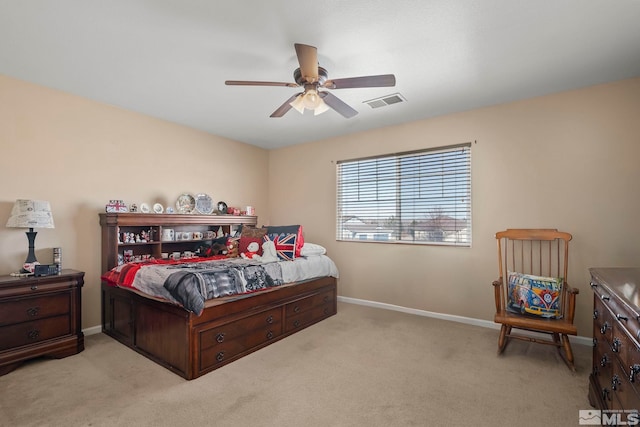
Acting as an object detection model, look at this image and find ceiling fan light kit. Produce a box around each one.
[225,43,396,119]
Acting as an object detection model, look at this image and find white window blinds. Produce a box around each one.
[336,143,471,246]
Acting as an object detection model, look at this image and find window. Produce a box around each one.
[336,143,471,246]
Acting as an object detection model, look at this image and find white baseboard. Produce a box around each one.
[82,325,102,336]
[337,296,592,347]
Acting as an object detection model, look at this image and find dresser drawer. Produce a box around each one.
[593,326,614,404]
[611,357,640,411]
[0,277,78,298]
[285,289,334,317]
[0,292,70,326]
[593,294,614,345]
[0,314,71,351]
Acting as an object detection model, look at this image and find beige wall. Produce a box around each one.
[268,77,640,337]
[3,73,639,338]
[0,74,269,329]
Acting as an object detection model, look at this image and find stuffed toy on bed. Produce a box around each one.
[240,241,260,259]
[258,240,278,263]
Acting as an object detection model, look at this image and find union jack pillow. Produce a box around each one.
[264,232,298,261]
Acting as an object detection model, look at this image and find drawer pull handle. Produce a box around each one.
[216,333,225,343]
[323,295,330,303]
[294,306,300,313]
[266,331,274,340]
[602,388,610,401]
[593,309,599,320]
[601,354,609,367]
[601,322,609,334]
[27,330,40,340]
[593,338,598,347]
[590,282,598,288]
[617,314,628,322]
[266,315,274,324]
[293,320,300,328]
[216,352,225,362]
[612,338,621,353]
[612,375,621,391]
[323,307,329,315]
[30,285,38,291]
[601,295,610,301]
[26,307,40,317]
[630,364,640,383]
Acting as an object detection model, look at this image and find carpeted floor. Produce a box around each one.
[0,302,592,427]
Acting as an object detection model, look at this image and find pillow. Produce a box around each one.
[241,226,268,239]
[264,225,304,257]
[264,232,298,261]
[300,242,327,257]
[506,271,563,319]
[239,227,267,256]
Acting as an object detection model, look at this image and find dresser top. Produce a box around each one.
[0,269,84,287]
[590,267,640,309]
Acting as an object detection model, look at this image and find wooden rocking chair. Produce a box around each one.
[492,229,579,371]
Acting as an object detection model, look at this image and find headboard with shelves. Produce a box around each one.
[99,213,257,272]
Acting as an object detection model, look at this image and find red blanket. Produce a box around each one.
[101,255,228,288]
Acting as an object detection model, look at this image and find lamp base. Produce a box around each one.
[21,229,39,274]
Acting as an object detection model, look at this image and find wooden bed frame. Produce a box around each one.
[100,213,337,380]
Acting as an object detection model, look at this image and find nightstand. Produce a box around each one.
[0,269,84,375]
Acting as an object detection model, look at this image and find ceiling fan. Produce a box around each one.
[225,43,396,119]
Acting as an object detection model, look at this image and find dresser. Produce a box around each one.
[0,269,84,375]
[589,267,640,410]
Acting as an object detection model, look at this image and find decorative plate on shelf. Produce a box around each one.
[175,194,195,214]
[195,193,214,214]
[153,203,164,214]
[217,201,228,214]
[165,206,175,214]
[139,203,150,213]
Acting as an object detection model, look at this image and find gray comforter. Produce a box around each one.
[134,259,284,315]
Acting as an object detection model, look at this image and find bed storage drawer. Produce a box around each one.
[285,288,336,332]
[198,307,283,371]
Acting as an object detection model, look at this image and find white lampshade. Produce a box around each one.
[6,199,55,229]
[289,95,305,114]
[289,91,329,116]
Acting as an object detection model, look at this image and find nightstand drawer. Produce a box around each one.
[0,314,71,350]
[0,293,70,326]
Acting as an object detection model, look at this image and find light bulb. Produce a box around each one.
[302,90,321,109]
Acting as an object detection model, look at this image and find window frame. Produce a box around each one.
[336,143,472,247]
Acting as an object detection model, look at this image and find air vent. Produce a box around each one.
[364,93,406,109]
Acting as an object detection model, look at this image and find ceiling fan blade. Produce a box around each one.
[294,43,319,83]
[225,80,298,88]
[270,93,303,118]
[320,92,358,118]
[323,74,396,89]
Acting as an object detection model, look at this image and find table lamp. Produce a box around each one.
[6,199,55,273]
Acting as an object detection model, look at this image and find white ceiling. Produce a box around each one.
[1,1,639,150]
